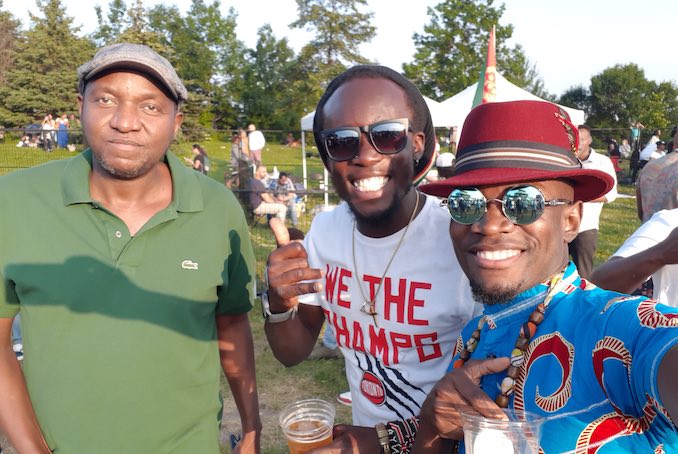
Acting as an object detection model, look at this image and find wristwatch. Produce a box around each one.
[260,291,297,323]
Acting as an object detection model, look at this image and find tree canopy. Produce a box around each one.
[403,0,548,101]
[558,64,678,134]
[0,0,675,136]
[0,0,21,86]
[0,0,93,126]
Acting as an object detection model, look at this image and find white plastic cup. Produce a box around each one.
[279,398,336,454]
[460,408,545,454]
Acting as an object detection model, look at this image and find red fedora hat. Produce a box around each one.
[420,100,614,202]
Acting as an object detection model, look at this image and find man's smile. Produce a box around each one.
[475,249,521,261]
[352,176,390,192]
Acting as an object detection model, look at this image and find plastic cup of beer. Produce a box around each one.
[279,398,335,454]
[459,408,545,454]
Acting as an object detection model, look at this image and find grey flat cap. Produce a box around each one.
[77,43,188,103]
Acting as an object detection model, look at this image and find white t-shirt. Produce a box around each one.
[640,143,662,161]
[300,195,478,426]
[579,149,618,232]
[613,208,678,306]
[248,130,265,151]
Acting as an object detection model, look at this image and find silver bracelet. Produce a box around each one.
[261,291,297,323]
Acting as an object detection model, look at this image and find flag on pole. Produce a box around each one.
[472,25,497,107]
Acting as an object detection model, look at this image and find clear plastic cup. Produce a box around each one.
[279,398,336,454]
[459,408,545,454]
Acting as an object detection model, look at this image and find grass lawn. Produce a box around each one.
[0,142,642,453]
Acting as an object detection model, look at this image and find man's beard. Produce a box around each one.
[94,154,156,180]
[349,184,412,228]
[470,279,521,306]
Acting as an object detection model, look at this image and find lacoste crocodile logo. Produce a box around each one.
[181,260,199,270]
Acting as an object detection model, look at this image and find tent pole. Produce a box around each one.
[323,168,329,207]
[301,131,308,192]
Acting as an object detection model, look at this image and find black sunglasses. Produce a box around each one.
[443,185,572,225]
[320,118,411,162]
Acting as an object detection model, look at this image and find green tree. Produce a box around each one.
[96,0,238,137]
[291,0,375,66]
[403,0,543,101]
[185,2,246,130]
[149,1,247,130]
[587,63,677,131]
[558,85,591,115]
[92,0,125,46]
[289,0,376,110]
[0,0,94,126]
[147,2,210,138]
[93,0,166,52]
[657,81,678,130]
[241,24,297,132]
[0,0,21,87]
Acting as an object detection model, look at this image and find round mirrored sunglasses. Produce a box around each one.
[443,185,572,225]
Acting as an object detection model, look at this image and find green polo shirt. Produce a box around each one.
[0,150,255,453]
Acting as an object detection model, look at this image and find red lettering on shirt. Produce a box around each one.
[324,265,352,308]
[408,281,431,325]
[324,314,442,365]
[414,332,442,362]
[324,265,339,303]
[333,312,351,347]
[352,320,365,353]
[363,273,381,301]
[384,277,407,322]
[369,325,390,365]
[390,332,413,364]
[337,267,352,308]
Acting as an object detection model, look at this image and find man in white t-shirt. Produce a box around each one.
[263,65,477,452]
[247,123,265,167]
[568,124,618,278]
[640,140,666,162]
[590,208,678,306]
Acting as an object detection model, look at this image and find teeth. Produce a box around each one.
[353,176,388,192]
[476,250,520,260]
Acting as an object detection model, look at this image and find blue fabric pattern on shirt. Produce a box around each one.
[449,262,678,454]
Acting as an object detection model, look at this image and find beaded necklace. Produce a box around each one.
[453,273,564,408]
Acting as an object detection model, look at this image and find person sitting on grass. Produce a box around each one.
[249,165,287,221]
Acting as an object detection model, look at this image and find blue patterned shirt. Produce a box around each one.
[450,262,678,454]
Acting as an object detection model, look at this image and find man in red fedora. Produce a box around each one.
[410,100,677,453]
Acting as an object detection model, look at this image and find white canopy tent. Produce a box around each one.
[439,72,585,136]
[299,110,323,203]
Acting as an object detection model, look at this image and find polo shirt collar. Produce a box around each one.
[62,148,204,213]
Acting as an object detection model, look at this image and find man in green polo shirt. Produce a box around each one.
[0,43,261,453]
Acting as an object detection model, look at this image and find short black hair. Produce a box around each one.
[279,172,288,178]
[312,65,435,179]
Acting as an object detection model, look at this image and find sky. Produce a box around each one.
[4,0,677,97]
